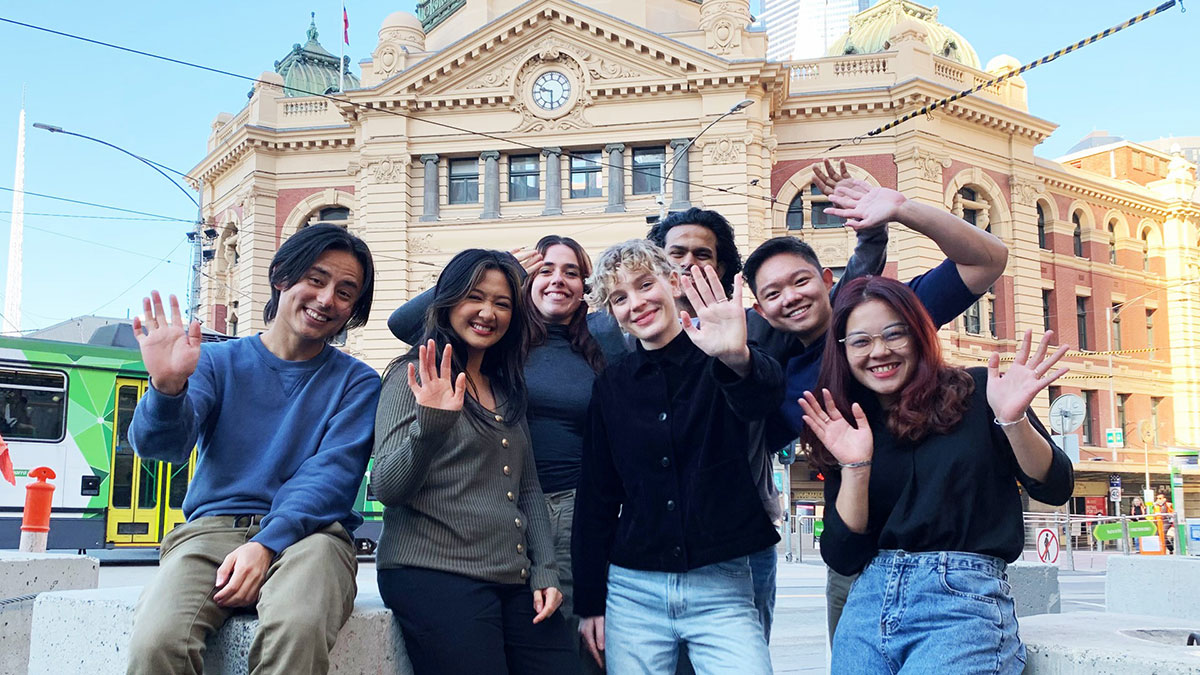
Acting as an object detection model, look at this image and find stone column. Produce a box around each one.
[419,154,439,222]
[481,150,500,219]
[605,143,625,213]
[669,138,692,211]
[542,148,562,216]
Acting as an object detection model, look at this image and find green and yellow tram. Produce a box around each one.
[0,335,382,551]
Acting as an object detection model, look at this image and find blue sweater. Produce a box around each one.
[130,335,381,554]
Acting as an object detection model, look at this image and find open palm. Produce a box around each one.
[798,389,873,466]
[824,183,906,231]
[132,291,201,396]
[680,265,747,363]
[407,340,467,411]
[988,329,1070,423]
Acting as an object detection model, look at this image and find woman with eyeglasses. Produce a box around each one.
[799,275,1074,674]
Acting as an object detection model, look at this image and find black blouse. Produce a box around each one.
[820,367,1074,576]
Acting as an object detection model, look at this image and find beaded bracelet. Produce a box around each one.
[994,413,1028,428]
[839,459,873,469]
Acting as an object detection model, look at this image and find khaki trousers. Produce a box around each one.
[126,516,358,675]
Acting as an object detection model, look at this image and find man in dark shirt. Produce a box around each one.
[646,198,887,644]
[572,239,780,674]
[742,161,1009,641]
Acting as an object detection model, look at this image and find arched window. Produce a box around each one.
[953,186,991,232]
[1107,220,1118,265]
[1036,203,1047,250]
[783,184,845,230]
[809,185,844,229]
[1141,229,1151,272]
[1072,211,1084,258]
[786,193,804,230]
[306,206,351,227]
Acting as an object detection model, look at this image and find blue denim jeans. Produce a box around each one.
[832,550,1024,675]
[605,557,772,674]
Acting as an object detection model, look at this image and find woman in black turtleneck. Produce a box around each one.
[388,235,616,673]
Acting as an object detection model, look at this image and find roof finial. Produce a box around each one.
[307,12,319,43]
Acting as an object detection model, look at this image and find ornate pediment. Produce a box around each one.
[363,0,729,104]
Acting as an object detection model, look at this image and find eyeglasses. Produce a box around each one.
[839,327,911,355]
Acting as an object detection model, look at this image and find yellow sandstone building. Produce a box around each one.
[190,0,1199,513]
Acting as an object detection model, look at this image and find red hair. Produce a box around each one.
[804,276,974,472]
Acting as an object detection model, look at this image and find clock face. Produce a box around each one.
[532,71,571,111]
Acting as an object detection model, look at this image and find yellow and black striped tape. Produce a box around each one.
[867,1,1178,137]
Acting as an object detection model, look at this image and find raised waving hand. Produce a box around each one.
[798,389,873,467]
[407,340,468,411]
[987,330,1070,424]
[680,265,751,375]
[132,291,201,396]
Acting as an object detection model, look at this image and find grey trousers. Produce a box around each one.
[826,566,859,646]
[126,516,358,675]
[546,489,603,674]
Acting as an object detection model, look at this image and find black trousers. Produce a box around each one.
[378,566,579,675]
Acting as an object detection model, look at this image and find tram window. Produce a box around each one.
[0,369,67,442]
[111,386,139,509]
[168,463,189,508]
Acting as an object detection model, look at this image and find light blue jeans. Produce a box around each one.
[606,557,773,674]
[832,550,1025,675]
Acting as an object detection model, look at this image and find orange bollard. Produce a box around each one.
[19,466,56,553]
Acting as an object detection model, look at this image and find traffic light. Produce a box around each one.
[777,443,797,465]
[809,470,825,482]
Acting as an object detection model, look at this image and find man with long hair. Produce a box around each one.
[125,224,379,675]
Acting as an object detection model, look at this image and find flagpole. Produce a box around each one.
[340,1,347,93]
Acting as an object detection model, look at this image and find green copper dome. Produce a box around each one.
[827,0,981,70]
[274,14,361,97]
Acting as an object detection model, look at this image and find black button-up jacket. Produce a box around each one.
[572,331,783,618]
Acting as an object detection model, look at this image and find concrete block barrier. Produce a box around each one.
[27,586,413,674]
[1021,611,1200,674]
[1007,561,1060,617]
[0,552,99,675]
[1106,555,1200,620]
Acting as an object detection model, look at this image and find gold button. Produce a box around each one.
[507,491,515,501]
[495,414,503,422]
[515,517,522,528]
[520,568,529,579]
[503,465,512,476]
[501,438,510,448]
[517,543,525,553]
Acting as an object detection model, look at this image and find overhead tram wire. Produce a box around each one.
[840,0,1182,151]
[0,210,182,222]
[0,186,194,222]
[0,17,773,210]
[1,3,1181,245]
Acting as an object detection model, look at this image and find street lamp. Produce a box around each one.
[32,122,205,320]
[1106,276,1200,492]
[657,98,754,222]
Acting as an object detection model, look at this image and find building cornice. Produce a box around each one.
[195,126,356,186]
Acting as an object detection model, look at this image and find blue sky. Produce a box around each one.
[0,0,1194,333]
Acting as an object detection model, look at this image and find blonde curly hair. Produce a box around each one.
[586,239,677,310]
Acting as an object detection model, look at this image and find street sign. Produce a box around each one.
[1109,474,1121,488]
[1109,487,1122,502]
[1093,523,1124,541]
[1128,520,1158,538]
[1105,428,1124,448]
[1036,528,1059,564]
